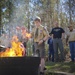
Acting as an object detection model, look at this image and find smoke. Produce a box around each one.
[0,0,29,47]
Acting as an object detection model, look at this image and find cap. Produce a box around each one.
[34,16,41,22]
[68,25,73,28]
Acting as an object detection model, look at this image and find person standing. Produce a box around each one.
[31,17,48,75]
[47,33,54,62]
[66,25,75,62]
[51,21,65,62]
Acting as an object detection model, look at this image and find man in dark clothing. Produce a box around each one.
[51,21,65,62]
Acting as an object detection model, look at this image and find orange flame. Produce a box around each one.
[0,35,25,57]
[26,33,31,39]
[21,27,31,39]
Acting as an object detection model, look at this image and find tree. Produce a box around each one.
[0,0,7,35]
[64,0,75,25]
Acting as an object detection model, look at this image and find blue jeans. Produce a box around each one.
[69,42,75,61]
[49,49,54,62]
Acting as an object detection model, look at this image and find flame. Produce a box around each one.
[0,48,16,57]
[0,26,32,57]
[0,35,25,57]
[21,28,31,39]
[26,33,31,39]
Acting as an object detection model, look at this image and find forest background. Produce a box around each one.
[0,0,75,56]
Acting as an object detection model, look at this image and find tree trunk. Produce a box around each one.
[69,0,72,24]
[0,2,2,36]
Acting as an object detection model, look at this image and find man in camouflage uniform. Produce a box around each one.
[31,17,48,75]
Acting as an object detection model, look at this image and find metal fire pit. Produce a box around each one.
[0,57,40,75]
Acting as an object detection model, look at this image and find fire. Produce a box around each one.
[26,33,31,39]
[0,35,25,57]
[0,26,32,57]
[0,48,16,57]
[21,27,31,39]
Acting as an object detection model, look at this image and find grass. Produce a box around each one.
[45,61,75,75]
[45,46,75,75]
